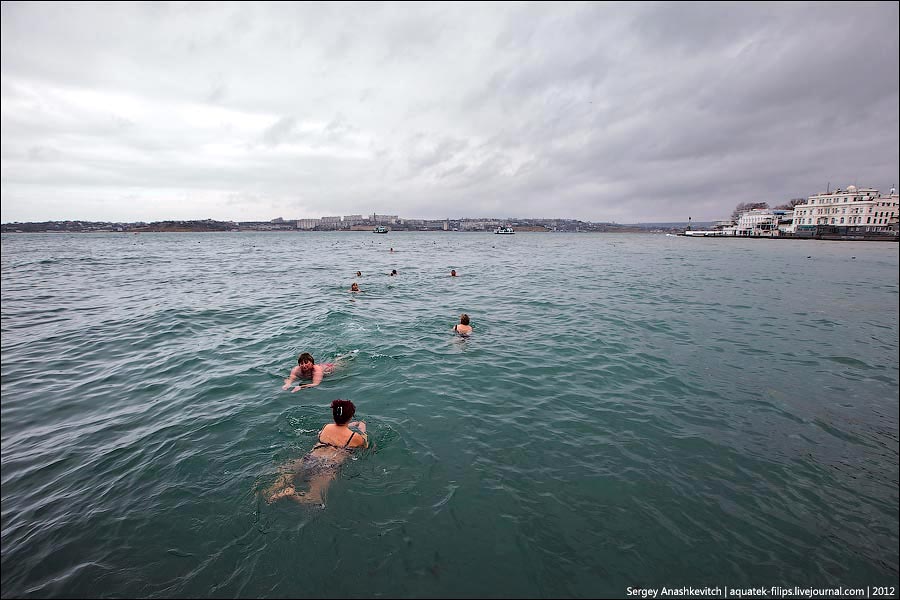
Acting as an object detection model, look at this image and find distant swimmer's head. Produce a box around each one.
[450,269,457,276]
[331,399,356,425]
[460,314,470,325]
[356,271,362,277]
[350,282,360,291]
[390,269,397,276]
[298,352,315,366]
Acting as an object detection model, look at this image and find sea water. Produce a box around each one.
[1,232,897,598]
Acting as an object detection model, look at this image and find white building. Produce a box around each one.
[684,209,794,237]
[735,209,780,236]
[792,185,899,234]
[297,218,321,230]
[320,216,342,230]
[776,210,795,235]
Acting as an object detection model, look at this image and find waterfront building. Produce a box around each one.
[297,218,321,230]
[320,216,343,230]
[735,208,779,236]
[684,209,793,237]
[776,210,795,235]
[735,208,793,236]
[792,185,898,235]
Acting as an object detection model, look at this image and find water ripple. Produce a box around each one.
[2,232,898,597]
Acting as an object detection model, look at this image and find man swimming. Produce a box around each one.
[282,352,336,392]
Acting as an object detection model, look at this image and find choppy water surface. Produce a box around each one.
[2,232,897,598]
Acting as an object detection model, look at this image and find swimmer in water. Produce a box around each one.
[265,399,369,505]
[282,352,336,392]
[452,313,472,336]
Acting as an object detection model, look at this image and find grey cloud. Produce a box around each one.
[322,114,358,143]
[2,2,897,223]
[27,146,62,162]
[631,1,776,55]
[406,134,469,173]
[261,116,299,147]
[207,77,228,104]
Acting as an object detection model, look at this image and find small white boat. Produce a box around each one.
[373,225,389,234]
[681,230,728,237]
[494,226,514,234]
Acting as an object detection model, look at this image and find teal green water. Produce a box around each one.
[1,232,897,598]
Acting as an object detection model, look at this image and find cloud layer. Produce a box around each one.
[2,2,898,223]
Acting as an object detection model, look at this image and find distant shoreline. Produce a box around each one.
[1,225,680,234]
[1,218,701,235]
[1,229,660,234]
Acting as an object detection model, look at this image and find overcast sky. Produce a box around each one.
[2,2,898,224]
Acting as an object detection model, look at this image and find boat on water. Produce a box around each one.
[373,225,389,234]
[680,230,729,237]
[494,226,515,234]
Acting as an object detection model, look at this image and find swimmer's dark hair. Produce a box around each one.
[331,399,356,425]
[298,352,315,365]
[460,314,470,325]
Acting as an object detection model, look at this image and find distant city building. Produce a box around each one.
[297,218,321,230]
[691,184,898,239]
[687,209,792,237]
[793,185,899,234]
[776,210,795,235]
[732,208,793,236]
[735,209,778,235]
[320,216,342,230]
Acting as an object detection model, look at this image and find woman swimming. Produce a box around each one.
[452,313,472,336]
[265,399,369,505]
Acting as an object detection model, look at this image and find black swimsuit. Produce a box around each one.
[295,430,360,478]
[312,431,356,450]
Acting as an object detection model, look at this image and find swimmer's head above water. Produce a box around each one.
[331,399,356,425]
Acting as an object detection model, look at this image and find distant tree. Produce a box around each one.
[774,198,806,210]
[731,202,769,221]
